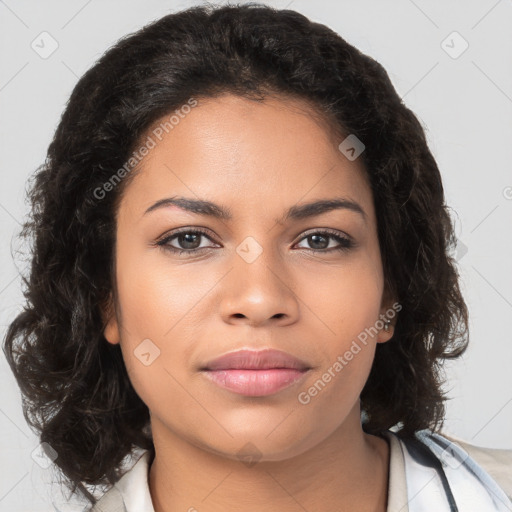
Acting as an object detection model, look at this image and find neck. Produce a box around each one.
[148,405,389,512]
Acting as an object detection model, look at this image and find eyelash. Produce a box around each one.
[155,227,354,257]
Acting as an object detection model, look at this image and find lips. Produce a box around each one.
[200,349,312,397]
[202,348,311,371]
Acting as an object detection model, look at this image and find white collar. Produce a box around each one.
[114,450,155,512]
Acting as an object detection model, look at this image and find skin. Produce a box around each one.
[103,93,397,512]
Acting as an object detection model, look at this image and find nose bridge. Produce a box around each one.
[220,233,299,324]
[236,233,289,296]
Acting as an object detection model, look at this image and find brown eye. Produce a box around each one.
[156,228,218,256]
[295,230,354,253]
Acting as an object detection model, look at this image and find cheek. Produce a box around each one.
[296,271,380,415]
[113,243,205,396]
[115,239,210,334]
[300,341,376,433]
[293,253,383,397]
[296,254,383,338]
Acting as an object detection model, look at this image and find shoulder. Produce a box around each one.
[440,431,512,501]
[88,485,125,512]
[87,449,153,512]
[411,428,512,504]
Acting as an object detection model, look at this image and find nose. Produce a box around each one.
[219,252,300,327]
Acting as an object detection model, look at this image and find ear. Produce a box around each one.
[100,292,120,345]
[376,287,399,344]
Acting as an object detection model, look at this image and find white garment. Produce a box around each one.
[113,450,154,512]
[400,431,512,511]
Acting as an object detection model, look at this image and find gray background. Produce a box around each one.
[1,0,511,510]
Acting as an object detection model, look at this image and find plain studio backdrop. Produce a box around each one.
[1,0,511,510]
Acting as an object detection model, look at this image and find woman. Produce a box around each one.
[3,3,511,511]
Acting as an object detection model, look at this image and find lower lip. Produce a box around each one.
[202,368,310,396]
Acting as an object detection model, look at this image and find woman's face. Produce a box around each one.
[103,93,395,461]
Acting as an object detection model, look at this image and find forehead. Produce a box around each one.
[120,93,374,222]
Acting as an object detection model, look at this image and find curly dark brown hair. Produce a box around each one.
[3,1,469,506]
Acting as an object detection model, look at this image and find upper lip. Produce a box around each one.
[202,349,311,371]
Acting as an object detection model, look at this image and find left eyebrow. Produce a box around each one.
[283,198,367,224]
[143,196,367,224]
